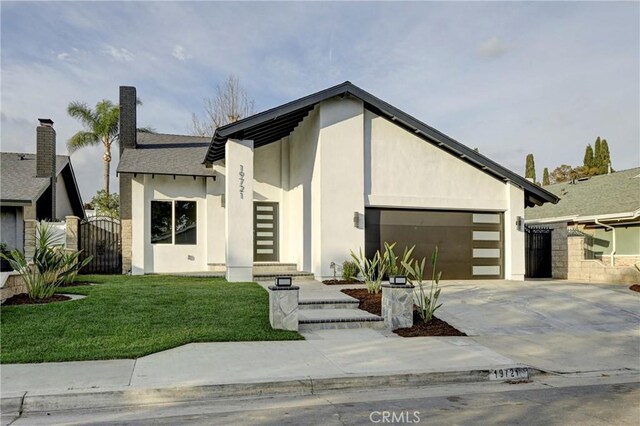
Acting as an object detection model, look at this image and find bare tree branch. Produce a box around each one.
[190,75,256,137]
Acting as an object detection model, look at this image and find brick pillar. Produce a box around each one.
[119,86,137,275]
[36,118,56,220]
[24,220,37,260]
[65,216,80,251]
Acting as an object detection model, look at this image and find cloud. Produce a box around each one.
[172,45,191,61]
[103,44,134,62]
[477,36,511,58]
[57,52,70,61]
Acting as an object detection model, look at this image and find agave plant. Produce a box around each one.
[0,223,92,299]
[402,246,443,322]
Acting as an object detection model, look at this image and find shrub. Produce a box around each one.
[350,248,388,294]
[402,246,442,322]
[0,223,92,299]
[383,242,414,278]
[342,260,359,281]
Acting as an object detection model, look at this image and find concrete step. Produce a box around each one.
[298,308,385,331]
[253,263,299,274]
[208,263,300,274]
[299,299,360,310]
[254,272,315,281]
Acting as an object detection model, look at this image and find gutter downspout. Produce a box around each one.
[595,219,616,266]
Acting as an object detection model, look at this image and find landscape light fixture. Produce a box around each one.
[389,275,407,285]
[275,276,292,287]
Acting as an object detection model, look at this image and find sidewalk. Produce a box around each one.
[1,328,522,416]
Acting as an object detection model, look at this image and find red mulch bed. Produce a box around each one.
[2,293,71,306]
[630,284,640,293]
[341,288,466,337]
[323,279,364,285]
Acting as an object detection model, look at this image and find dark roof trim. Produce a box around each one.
[60,162,85,219]
[0,199,32,206]
[204,81,559,207]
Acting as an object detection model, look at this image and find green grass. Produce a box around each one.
[0,275,302,364]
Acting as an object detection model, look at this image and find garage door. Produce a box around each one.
[365,209,503,280]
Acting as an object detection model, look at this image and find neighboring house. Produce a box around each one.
[0,119,85,252]
[526,168,640,283]
[117,82,558,281]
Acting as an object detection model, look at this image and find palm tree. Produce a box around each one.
[67,99,151,194]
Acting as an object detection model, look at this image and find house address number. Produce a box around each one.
[489,367,529,381]
[239,165,245,199]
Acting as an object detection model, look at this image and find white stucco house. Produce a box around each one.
[116,82,558,281]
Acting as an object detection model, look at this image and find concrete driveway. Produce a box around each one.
[436,280,640,373]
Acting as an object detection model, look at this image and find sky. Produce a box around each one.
[2,1,639,201]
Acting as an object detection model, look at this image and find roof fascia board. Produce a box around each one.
[0,200,32,206]
[61,163,86,219]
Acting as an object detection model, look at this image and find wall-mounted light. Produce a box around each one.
[516,216,524,232]
[275,276,292,287]
[353,212,364,229]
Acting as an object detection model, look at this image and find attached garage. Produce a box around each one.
[365,208,503,280]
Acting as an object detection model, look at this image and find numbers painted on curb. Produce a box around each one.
[489,367,529,381]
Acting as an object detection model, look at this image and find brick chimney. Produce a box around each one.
[119,86,137,274]
[119,86,137,153]
[36,118,56,219]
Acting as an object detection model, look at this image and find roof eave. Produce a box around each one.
[203,81,559,206]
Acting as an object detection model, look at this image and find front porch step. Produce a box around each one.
[254,271,314,281]
[299,299,360,310]
[208,263,300,274]
[298,308,385,331]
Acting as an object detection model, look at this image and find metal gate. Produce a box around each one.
[525,225,552,278]
[79,216,122,274]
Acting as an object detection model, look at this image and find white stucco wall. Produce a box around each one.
[315,97,366,278]
[55,174,74,220]
[288,106,320,272]
[131,174,209,274]
[504,182,526,280]
[365,110,509,210]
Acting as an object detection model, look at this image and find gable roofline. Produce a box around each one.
[204,81,559,207]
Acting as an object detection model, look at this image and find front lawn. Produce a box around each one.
[0,275,302,363]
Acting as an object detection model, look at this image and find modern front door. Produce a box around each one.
[254,202,279,262]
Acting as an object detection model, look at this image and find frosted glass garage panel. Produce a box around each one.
[256,223,273,228]
[473,248,501,258]
[472,266,501,276]
[256,249,273,254]
[473,231,500,241]
[472,213,501,224]
[256,205,273,212]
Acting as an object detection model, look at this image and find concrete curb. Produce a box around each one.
[8,365,541,414]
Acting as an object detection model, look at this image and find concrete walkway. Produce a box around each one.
[1,329,517,396]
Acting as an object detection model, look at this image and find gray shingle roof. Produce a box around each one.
[0,153,69,203]
[117,132,215,177]
[525,167,640,221]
